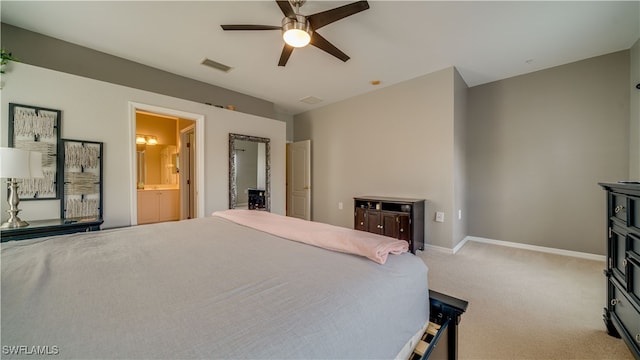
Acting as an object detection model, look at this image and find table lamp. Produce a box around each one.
[0,147,44,228]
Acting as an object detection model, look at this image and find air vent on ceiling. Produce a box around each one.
[299,96,323,104]
[201,58,233,73]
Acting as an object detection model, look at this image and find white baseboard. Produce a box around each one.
[423,237,470,254]
[423,244,455,254]
[464,236,606,262]
[453,237,469,254]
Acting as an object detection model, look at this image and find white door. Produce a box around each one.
[287,140,311,220]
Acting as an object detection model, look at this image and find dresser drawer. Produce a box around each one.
[611,281,640,353]
[612,192,628,222]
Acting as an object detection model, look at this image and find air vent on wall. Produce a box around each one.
[201,58,233,73]
[299,96,323,104]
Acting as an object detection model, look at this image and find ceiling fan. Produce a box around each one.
[221,0,370,67]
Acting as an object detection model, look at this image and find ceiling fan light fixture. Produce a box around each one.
[282,16,311,48]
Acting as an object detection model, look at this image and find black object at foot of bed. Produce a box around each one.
[412,290,469,360]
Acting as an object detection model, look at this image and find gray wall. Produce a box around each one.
[1,23,277,120]
[453,69,469,248]
[295,51,630,255]
[295,67,462,249]
[467,51,630,255]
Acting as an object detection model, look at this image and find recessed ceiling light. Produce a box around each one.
[299,96,323,104]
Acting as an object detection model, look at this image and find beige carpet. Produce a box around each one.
[418,240,634,360]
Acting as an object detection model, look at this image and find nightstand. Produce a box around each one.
[0,218,103,242]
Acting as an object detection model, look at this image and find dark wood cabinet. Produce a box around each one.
[354,196,425,254]
[0,217,103,242]
[599,182,640,359]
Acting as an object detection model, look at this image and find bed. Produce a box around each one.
[2,210,434,359]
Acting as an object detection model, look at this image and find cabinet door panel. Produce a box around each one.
[367,211,382,234]
[158,190,180,222]
[382,212,399,238]
[137,191,159,224]
[630,197,640,233]
[355,208,366,231]
[611,282,640,350]
[398,214,411,242]
[611,226,627,286]
[628,257,640,305]
[630,233,640,259]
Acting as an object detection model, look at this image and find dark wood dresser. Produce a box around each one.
[599,182,640,359]
[354,196,425,253]
[0,217,103,242]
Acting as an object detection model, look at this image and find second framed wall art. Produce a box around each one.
[60,139,103,220]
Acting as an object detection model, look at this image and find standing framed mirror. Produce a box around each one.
[229,133,270,211]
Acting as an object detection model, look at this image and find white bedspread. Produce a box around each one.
[1,216,429,359]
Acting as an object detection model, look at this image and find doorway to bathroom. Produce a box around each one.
[128,102,204,226]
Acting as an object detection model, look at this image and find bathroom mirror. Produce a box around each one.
[229,133,270,211]
[136,144,178,188]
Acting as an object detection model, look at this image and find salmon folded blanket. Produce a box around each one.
[212,209,409,264]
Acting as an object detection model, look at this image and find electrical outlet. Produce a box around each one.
[435,212,445,222]
[338,202,343,210]
[458,210,462,220]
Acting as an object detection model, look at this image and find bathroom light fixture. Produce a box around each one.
[0,147,44,228]
[136,134,158,145]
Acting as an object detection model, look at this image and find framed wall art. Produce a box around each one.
[60,139,103,220]
[8,103,62,200]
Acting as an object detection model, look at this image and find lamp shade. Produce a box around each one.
[0,147,44,179]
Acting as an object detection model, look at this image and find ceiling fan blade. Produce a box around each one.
[278,45,294,66]
[221,25,282,31]
[276,0,296,18]
[308,0,369,30]
[309,33,349,62]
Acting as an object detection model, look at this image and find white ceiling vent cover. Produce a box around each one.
[201,58,233,73]
[299,96,323,104]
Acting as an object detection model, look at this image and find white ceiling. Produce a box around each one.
[2,1,639,115]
